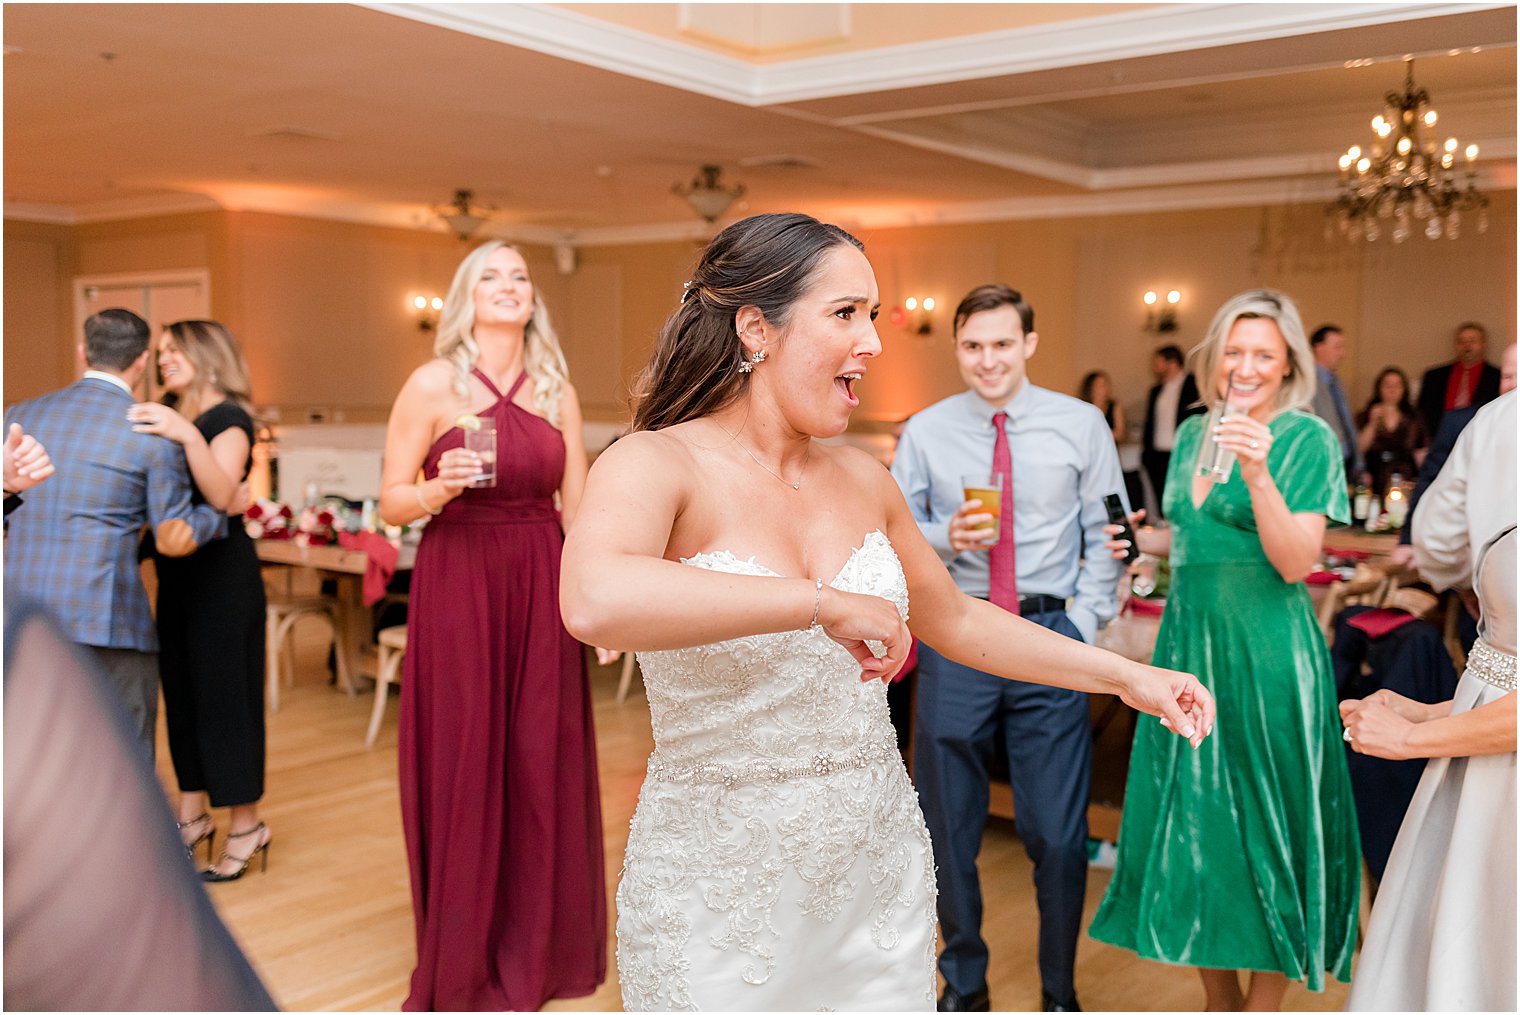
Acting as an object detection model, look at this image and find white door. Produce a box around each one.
[74,270,211,399]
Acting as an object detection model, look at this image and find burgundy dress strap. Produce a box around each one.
[470,368,529,405]
[470,367,504,401]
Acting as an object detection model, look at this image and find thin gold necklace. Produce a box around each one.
[717,424,811,491]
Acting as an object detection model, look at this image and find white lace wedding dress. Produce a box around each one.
[617,530,938,1011]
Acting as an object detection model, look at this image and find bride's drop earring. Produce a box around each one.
[738,348,766,374]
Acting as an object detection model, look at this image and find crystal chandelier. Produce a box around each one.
[1330,58,1487,242]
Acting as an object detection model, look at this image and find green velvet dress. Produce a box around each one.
[1088,409,1359,990]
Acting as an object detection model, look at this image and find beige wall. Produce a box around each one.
[4,219,76,403]
[7,193,1514,427]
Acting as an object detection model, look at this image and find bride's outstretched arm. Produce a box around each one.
[561,432,908,680]
[877,468,1214,746]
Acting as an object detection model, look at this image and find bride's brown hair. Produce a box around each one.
[631,213,864,432]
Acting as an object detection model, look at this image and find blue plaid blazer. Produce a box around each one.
[3,377,226,651]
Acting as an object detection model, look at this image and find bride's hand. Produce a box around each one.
[127,402,199,445]
[816,586,911,684]
[1118,661,1214,749]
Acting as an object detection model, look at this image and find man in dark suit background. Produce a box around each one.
[1416,321,1501,436]
[1140,344,1204,519]
[3,308,226,760]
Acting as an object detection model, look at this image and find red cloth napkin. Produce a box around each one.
[1129,597,1166,617]
[1323,547,1371,561]
[1346,607,1418,639]
[337,530,400,607]
[1305,569,1343,585]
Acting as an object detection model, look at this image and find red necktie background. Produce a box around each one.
[988,411,1019,614]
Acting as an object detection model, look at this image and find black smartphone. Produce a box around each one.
[1103,493,1139,564]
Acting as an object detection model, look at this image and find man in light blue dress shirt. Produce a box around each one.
[892,284,1125,1014]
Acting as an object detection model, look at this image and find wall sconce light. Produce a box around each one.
[1142,289,1181,333]
[894,295,936,335]
[412,294,444,331]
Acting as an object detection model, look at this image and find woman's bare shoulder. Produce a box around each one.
[593,426,699,476]
[395,358,461,404]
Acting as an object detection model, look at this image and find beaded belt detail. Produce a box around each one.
[1467,640,1517,694]
[647,741,899,789]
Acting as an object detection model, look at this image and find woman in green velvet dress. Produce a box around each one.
[1088,290,1358,1011]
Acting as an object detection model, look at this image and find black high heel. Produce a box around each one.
[201,823,270,882]
[176,812,215,865]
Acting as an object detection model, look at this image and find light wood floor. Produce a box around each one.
[158,624,1353,1012]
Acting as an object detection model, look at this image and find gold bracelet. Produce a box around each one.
[808,577,824,630]
[415,483,443,517]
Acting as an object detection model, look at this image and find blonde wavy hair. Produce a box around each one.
[434,241,569,427]
[160,320,256,423]
[1188,288,1317,415]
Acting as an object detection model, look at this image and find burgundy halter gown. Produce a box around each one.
[399,368,606,1010]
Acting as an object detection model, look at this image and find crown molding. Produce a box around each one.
[3,201,76,225]
[363,3,1515,107]
[11,176,1512,249]
[4,192,223,225]
[361,2,758,104]
[751,3,1515,104]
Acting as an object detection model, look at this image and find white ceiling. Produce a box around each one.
[3,2,1515,246]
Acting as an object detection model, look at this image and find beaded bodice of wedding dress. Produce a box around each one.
[617,530,938,1012]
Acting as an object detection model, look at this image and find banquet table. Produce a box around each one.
[256,539,416,693]
[1323,527,1402,563]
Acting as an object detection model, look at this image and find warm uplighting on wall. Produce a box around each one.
[1142,288,1181,333]
[412,294,444,331]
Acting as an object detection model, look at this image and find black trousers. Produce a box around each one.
[913,611,1091,1005]
[1141,449,1172,519]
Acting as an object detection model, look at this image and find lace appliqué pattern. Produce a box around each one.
[617,531,938,1011]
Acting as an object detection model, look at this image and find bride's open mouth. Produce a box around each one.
[835,372,861,405]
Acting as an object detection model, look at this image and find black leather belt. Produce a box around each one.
[1018,594,1066,614]
[975,593,1066,613]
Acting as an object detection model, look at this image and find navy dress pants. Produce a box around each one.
[914,610,1092,1004]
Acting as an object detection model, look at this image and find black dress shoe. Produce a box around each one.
[938,983,990,1012]
[1041,990,1082,1012]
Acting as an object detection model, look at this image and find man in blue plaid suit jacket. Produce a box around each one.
[4,308,226,759]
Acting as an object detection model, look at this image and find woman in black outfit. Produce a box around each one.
[129,320,269,881]
[1355,366,1429,497]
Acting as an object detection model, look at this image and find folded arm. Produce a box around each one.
[560,433,906,680]
[146,441,226,557]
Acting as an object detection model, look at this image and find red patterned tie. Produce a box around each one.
[988,411,1019,614]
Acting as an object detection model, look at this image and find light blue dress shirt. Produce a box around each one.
[891,383,1126,644]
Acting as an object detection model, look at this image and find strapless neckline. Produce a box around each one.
[680,528,892,587]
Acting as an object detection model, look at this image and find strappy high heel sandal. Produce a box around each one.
[201,822,271,882]
[176,812,216,865]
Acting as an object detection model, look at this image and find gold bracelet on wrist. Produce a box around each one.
[415,483,443,517]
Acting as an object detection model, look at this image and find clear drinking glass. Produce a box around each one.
[1196,371,1239,484]
[961,473,1004,545]
[465,426,497,488]
[1130,553,1158,598]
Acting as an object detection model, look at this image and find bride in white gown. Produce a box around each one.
[560,213,1215,1012]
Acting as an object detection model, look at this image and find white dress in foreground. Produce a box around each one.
[617,530,937,1011]
[1348,526,1516,1011]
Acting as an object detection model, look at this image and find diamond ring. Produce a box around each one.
[1342,727,1354,743]
[1248,439,1261,449]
